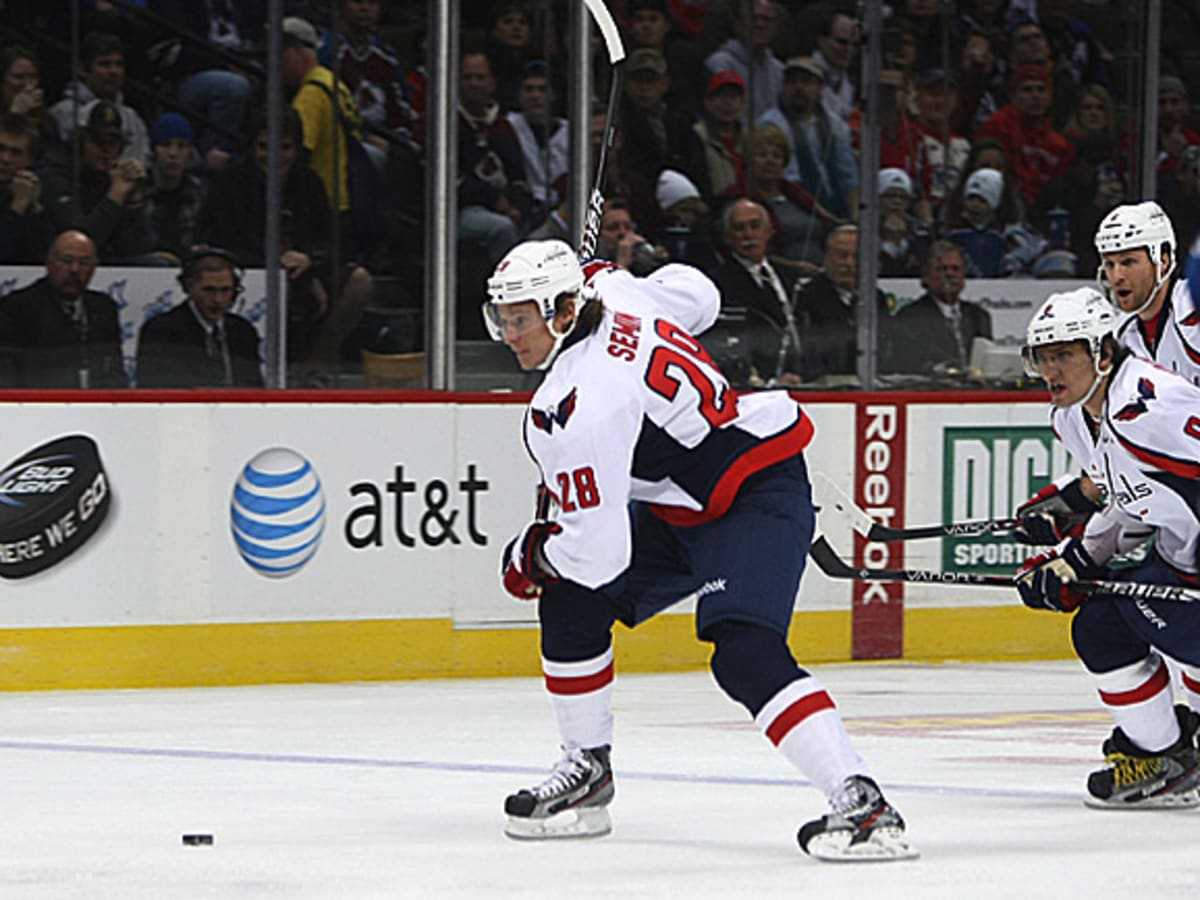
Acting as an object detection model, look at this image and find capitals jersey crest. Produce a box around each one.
[531,387,578,434]
[1113,377,1156,421]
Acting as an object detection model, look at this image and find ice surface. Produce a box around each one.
[2,661,1197,899]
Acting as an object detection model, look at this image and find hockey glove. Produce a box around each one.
[1013,477,1101,545]
[1014,538,1102,612]
[500,520,562,601]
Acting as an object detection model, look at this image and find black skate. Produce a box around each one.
[1086,706,1200,809]
[797,776,918,862]
[504,745,614,839]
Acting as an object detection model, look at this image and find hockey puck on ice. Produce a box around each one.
[181,834,214,846]
[0,435,111,579]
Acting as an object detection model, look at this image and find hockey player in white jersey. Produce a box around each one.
[482,238,916,861]
[1015,287,1200,808]
[1014,201,1200,544]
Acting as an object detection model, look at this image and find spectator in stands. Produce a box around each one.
[889,240,992,377]
[0,229,125,388]
[1154,75,1200,177]
[975,63,1075,207]
[628,0,707,122]
[707,196,801,386]
[654,168,720,271]
[949,166,1009,276]
[506,60,568,215]
[877,168,926,278]
[1035,134,1123,276]
[758,56,857,222]
[318,0,416,152]
[594,197,662,272]
[793,223,892,383]
[812,8,859,124]
[136,247,262,388]
[912,68,970,223]
[733,123,833,273]
[146,0,259,173]
[943,137,1027,230]
[143,113,205,262]
[619,47,709,222]
[1,46,45,132]
[1037,0,1113,129]
[282,17,361,229]
[41,100,166,266]
[1061,83,1119,153]
[892,0,948,75]
[875,67,925,200]
[49,32,150,164]
[485,1,538,112]
[705,0,785,123]
[198,107,371,371]
[1160,145,1200,251]
[456,49,529,268]
[693,70,747,199]
[953,27,1004,135]
[0,114,50,263]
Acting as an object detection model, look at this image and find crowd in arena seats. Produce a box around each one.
[0,1,1197,387]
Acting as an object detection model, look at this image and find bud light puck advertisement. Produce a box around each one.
[0,435,112,579]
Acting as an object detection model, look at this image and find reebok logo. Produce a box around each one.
[696,578,727,599]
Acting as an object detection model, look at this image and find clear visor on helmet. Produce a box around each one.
[482,298,549,342]
[1021,340,1095,378]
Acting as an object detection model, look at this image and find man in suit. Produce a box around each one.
[793,224,893,383]
[0,229,125,387]
[889,240,992,376]
[136,247,263,388]
[707,197,800,386]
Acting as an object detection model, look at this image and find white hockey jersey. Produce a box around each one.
[1052,354,1200,573]
[1115,280,1200,387]
[524,264,814,590]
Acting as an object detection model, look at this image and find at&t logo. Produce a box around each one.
[231,448,325,577]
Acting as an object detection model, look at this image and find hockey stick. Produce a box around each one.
[808,535,1200,604]
[811,472,1021,542]
[577,0,626,262]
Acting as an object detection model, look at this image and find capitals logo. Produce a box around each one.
[531,387,578,435]
[1113,377,1156,421]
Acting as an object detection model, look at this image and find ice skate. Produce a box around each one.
[1086,706,1200,809]
[797,776,918,862]
[504,745,614,839]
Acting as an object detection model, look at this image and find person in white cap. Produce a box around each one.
[877,168,926,277]
[654,169,719,271]
[945,166,1049,278]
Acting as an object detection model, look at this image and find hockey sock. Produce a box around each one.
[1094,653,1180,752]
[754,675,869,798]
[1181,663,1200,716]
[707,620,801,712]
[543,647,615,749]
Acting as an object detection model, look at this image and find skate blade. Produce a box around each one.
[804,827,920,863]
[504,807,612,840]
[1083,788,1200,810]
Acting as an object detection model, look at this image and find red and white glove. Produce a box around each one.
[500,520,562,601]
[1013,477,1101,545]
[1014,538,1102,612]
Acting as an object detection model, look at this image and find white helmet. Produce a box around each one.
[483,240,583,367]
[1093,200,1176,314]
[1022,287,1117,403]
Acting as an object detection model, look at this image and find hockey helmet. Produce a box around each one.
[483,239,583,340]
[1093,201,1176,313]
[1022,286,1117,379]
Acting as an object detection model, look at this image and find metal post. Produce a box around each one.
[567,0,594,247]
[855,0,883,390]
[426,0,458,390]
[1139,0,1162,201]
[264,0,285,388]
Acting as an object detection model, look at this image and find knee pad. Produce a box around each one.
[708,621,802,716]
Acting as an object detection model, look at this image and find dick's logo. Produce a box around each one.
[230,448,326,577]
[0,435,112,578]
[941,427,1076,574]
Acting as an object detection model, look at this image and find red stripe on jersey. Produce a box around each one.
[1183,670,1200,694]
[545,661,614,696]
[649,411,816,527]
[1099,661,1170,707]
[765,689,835,745]
[1112,429,1200,479]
